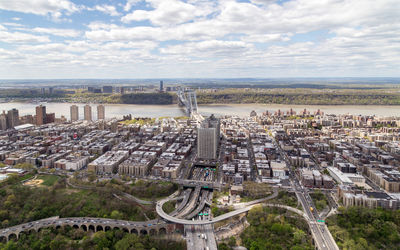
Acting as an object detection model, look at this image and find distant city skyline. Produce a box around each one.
[0,0,399,79]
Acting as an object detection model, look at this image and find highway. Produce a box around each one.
[176,186,202,218]
[170,188,192,217]
[185,224,217,250]
[0,216,167,241]
[290,171,339,250]
[156,189,284,226]
[185,190,210,219]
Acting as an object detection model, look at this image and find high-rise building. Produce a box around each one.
[7,108,19,128]
[160,80,163,92]
[70,105,79,122]
[35,105,46,125]
[0,111,7,130]
[84,105,92,121]
[49,87,54,95]
[197,114,220,160]
[46,113,55,124]
[97,105,105,120]
[102,86,113,93]
[120,86,126,94]
[19,115,34,125]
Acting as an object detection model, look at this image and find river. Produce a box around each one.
[0,102,398,120]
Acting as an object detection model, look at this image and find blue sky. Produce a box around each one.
[0,0,399,79]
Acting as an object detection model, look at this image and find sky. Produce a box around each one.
[0,0,399,79]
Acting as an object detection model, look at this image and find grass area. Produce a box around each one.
[37,175,60,186]
[0,178,151,228]
[129,179,179,200]
[0,173,34,188]
[327,206,400,249]
[269,190,300,208]
[211,204,234,217]
[242,181,271,201]
[310,191,329,212]
[72,178,179,201]
[18,173,35,182]
[162,200,177,214]
[239,206,313,249]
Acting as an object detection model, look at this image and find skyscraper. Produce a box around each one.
[160,80,163,92]
[84,105,92,121]
[35,105,46,125]
[70,105,79,122]
[45,113,55,124]
[7,108,19,128]
[97,105,105,120]
[197,114,220,160]
[0,111,7,130]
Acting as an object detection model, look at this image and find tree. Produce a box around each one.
[218,243,231,250]
[111,210,123,219]
[93,231,110,249]
[14,163,34,170]
[228,236,236,247]
[88,171,96,182]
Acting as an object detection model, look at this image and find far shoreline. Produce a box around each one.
[4,99,400,106]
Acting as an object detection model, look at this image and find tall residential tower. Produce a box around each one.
[70,105,79,122]
[97,105,105,120]
[197,114,220,160]
[84,105,92,121]
[35,105,46,125]
[6,108,19,128]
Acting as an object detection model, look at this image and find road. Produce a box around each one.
[174,179,221,188]
[276,138,339,250]
[292,177,339,250]
[0,216,165,241]
[157,189,293,226]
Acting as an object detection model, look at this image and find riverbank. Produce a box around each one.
[2,102,400,119]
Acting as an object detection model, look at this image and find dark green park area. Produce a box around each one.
[219,206,313,250]
[0,175,154,229]
[0,174,187,249]
[327,206,400,250]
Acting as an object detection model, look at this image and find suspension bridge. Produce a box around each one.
[177,87,204,123]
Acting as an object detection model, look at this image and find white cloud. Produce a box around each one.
[0,0,80,20]
[241,34,292,43]
[31,27,80,37]
[124,0,142,12]
[2,22,25,27]
[0,31,50,43]
[1,0,400,78]
[87,5,120,16]
[122,0,215,26]
[160,40,253,57]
